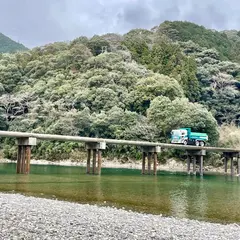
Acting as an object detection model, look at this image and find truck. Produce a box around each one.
[170,128,208,146]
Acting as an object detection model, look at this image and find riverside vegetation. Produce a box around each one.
[0,21,240,167]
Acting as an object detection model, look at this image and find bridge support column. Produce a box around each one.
[186,150,206,176]
[16,137,37,174]
[153,152,158,176]
[142,152,146,174]
[97,149,102,175]
[187,156,191,174]
[224,157,228,174]
[231,157,234,176]
[85,142,106,175]
[237,155,240,177]
[192,156,196,175]
[199,155,204,176]
[141,146,161,175]
[223,152,240,177]
[87,149,91,174]
[147,152,152,175]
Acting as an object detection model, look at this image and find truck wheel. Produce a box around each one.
[183,140,188,145]
[200,141,205,147]
[195,140,200,146]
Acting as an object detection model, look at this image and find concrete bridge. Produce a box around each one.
[0,130,239,176]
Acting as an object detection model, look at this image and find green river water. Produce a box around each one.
[0,163,240,224]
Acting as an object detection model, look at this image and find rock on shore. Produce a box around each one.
[0,193,239,240]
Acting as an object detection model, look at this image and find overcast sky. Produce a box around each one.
[0,0,239,48]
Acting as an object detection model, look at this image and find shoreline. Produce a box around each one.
[0,158,227,174]
[0,192,239,239]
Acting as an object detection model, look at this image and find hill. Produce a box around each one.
[121,22,240,125]
[0,33,28,53]
[0,20,239,161]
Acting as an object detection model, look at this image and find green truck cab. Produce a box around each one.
[170,128,208,146]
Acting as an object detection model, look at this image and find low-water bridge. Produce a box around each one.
[0,130,239,176]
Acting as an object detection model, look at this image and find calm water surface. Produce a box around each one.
[0,163,240,224]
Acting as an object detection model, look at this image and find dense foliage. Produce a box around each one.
[1,20,239,161]
[218,124,240,149]
[157,21,240,63]
[0,33,28,53]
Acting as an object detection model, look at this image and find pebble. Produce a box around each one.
[0,193,239,240]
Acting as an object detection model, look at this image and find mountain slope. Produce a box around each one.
[1,20,240,160]
[156,21,240,62]
[121,22,240,125]
[0,33,28,53]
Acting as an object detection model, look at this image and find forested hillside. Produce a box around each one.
[0,21,239,160]
[0,33,28,53]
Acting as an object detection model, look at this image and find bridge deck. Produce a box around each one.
[0,130,239,153]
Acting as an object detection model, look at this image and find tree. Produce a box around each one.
[0,108,7,130]
[157,21,232,61]
[2,21,240,161]
[128,73,184,114]
[147,96,219,144]
[87,35,110,56]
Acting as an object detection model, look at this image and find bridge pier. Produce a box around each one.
[16,137,37,174]
[141,146,161,175]
[237,155,240,176]
[187,155,191,174]
[186,150,206,176]
[223,152,240,176]
[224,157,228,174]
[85,142,106,175]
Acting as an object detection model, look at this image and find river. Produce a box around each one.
[0,162,239,224]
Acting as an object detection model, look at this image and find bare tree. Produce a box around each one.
[0,93,33,121]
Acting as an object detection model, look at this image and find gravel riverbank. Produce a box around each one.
[0,193,239,240]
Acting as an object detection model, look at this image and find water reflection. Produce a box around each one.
[169,176,209,221]
[0,163,240,224]
[15,175,31,193]
[170,188,188,218]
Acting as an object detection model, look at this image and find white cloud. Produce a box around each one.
[0,0,240,48]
